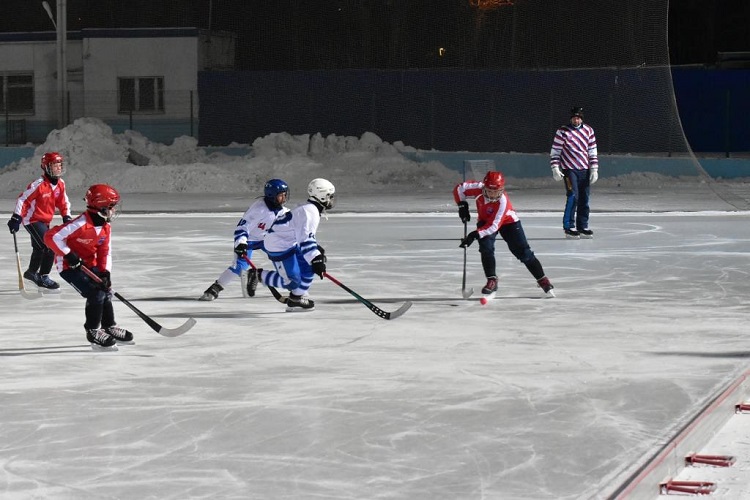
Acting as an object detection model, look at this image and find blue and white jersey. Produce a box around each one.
[264,201,322,264]
[234,198,288,247]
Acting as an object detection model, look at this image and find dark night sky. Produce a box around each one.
[3,0,749,70]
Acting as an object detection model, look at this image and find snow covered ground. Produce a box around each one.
[2,119,750,498]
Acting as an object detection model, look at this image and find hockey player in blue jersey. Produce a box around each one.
[199,179,290,301]
[259,178,335,311]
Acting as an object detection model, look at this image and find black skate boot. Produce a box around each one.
[564,229,580,239]
[246,268,259,297]
[286,293,315,312]
[481,276,498,295]
[86,328,118,351]
[106,325,134,344]
[37,274,60,290]
[579,228,594,239]
[537,276,555,298]
[23,270,39,284]
[199,281,223,301]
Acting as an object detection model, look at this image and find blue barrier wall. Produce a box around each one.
[198,67,750,154]
[671,67,750,153]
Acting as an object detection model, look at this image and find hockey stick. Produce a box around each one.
[323,272,412,320]
[80,265,196,337]
[243,256,287,303]
[12,233,42,300]
[461,221,474,299]
[460,161,474,300]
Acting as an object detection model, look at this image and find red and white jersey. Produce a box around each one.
[13,176,71,225]
[45,212,112,272]
[453,180,520,238]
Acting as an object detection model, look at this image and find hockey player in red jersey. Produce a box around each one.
[454,171,555,298]
[6,152,72,290]
[45,184,133,350]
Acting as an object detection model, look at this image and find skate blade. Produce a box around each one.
[115,339,136,345]
[579,234,593,239]
[39,287,62,294]
[90,343,119,352]
[544,290,556,298]
[285,306,315,313]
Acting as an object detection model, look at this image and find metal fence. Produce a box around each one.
[2,90,198,146]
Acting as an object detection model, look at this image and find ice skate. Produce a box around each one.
[564,229,580,239]
[537,276,555,298]
[86,328,118,351]
[286,293,315,312]
[246,268,258,297]
[37,274,60,290]
[579,228,594,239]
[199,281,223,301]
[23,270,39,284]
[106,325,134,344]
[481,276,498,295]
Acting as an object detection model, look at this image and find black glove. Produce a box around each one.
[234,243,248,258]
[62,215,72,223]
[64,252,82,269]
[317,245,325,256]
[311,253,326,279]
[94,269,111,290]
[457,201,470,223]
[7,213,21,234]
[459,230,480,248]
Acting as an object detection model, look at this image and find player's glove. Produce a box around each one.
[94,269,111,291]
[457,201,470,223]
[64,252,82,269]
[7,213,22,234]
[234,243,248,258]
[317,245,325,256]
[459,230,480,248]
[311,253,326,279]
[62,215,73,223]
[551,166,563,181]
[589,169,599,185]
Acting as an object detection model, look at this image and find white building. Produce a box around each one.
[0,27,235,144]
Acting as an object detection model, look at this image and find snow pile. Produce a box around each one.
[0,118,459,195]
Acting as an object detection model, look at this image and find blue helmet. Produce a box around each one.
[264,178,289,207]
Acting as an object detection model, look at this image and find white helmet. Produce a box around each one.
[307,178,336,210]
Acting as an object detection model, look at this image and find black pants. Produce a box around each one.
[477,220,546,281]
[24,221,54,275]
[61,268,115,331]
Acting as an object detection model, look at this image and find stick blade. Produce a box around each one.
[462,287,475,299]
[20,288,43,300]
[156,317,197,337]
[385,301,413,320]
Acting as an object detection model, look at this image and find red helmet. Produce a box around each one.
[482,171,505,201]
[85,184,121,221]
[483,171,505,190]
[41,152,65,180]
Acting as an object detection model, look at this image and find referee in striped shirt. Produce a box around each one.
[550,107,599,239]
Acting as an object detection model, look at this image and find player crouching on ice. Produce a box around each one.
[199,178,290,301]
[45,184,134,350]
[454,171,555,298]
[260,178,335,311]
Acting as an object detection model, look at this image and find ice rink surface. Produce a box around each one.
[2,188,750,499]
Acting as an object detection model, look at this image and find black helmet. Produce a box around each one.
[570,107,584,119]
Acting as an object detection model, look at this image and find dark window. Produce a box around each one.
[118,77,164,114]
[1,73,34,114]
